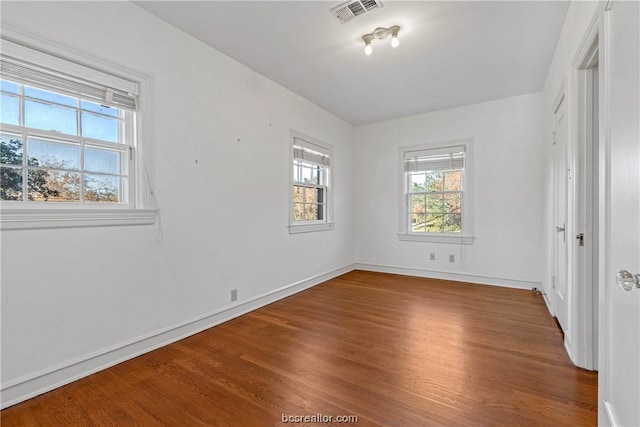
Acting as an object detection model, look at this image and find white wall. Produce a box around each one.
[353,93,544,288]
[540,1,599,314]
[0,1,354,406]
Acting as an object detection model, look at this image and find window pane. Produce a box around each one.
[1,94,20,125]
[81,111,119,142]
[315,166,324,186]
[27,169,80,201]
[316,187,324,204]
[293,185,303,203]
[1,166,22,200]
[85,174,120,203]
[426,214,443,232]
[411,194,425,213]
[411,214,426,232]
[25,100,77,135]
[304,186,317,204]
[443,193,462,214]
[293,203,304,220]
[426,171,443,191]
[444,171,462,191]
[81,100,118,117]
[1,80,19,94]
[85,147,121,174]
[25,86,76,107]
[27,139,80,170]
[304,203,317,221]
[1,135,23,165]
[410,173,426,192]
[426,194,443,213]
[301,165,313,183]
[317,203,324,220]
[443,214,462,232]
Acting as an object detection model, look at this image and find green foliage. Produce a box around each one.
[1,138,22,165]
[27,169,61,201]
[1,138,22,200]
[1,138,60,200]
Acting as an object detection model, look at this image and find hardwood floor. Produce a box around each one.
[1,270,597,426]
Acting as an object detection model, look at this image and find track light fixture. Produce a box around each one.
[362,25,401,55]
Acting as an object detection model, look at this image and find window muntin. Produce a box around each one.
[404,146,465,234]
[291,136,331,226]
[0,78,133,204]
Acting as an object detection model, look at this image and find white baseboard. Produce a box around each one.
[542,291,553,314]
[0,264,356,409]
[564,336,577,365]
[354,263,540,290]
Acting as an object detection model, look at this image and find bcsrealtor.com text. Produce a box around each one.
[282,413,358,424]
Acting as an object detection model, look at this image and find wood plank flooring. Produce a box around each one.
[1,270,598,426]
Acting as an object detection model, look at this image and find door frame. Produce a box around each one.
[567,16,601,370]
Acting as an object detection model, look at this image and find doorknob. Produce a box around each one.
[616,270,640,291]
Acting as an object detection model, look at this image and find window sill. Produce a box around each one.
[397,233,475,245]
[0,208,157,230]
[289,222,335,234]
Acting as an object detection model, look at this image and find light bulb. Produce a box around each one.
[391,35,399,48]
[364,43,372,56]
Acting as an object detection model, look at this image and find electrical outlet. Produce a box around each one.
[231,289,238,302]
[429,252,436,261]
[449,254,455,263]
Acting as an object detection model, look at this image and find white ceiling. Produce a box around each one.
[134,1,570,125]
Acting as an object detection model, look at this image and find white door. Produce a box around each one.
[599,1,640,425]
[554,97,569,334]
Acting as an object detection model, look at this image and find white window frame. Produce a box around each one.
[289,130,334,234]
[398,139,474,244]
[0,30,156,230]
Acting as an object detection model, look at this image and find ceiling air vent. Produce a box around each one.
[330,0,383,25]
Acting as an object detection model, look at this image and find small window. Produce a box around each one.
[0,40,137,206]
[289,132,334,234]
[399,142,474,244]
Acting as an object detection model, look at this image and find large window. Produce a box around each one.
[289,132,333,234]
[399,142,474,244]
[0,39,137,206]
